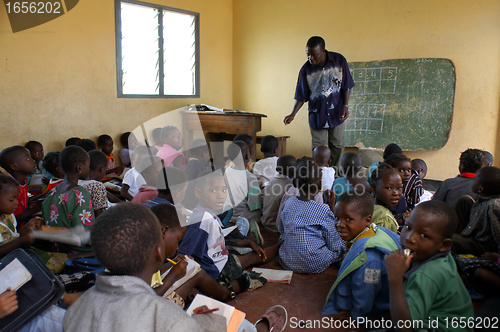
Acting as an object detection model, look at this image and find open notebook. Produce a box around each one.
[186,294,245,332]
[0,258,32,294]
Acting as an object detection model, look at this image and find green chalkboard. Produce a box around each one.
[344,58,455,150]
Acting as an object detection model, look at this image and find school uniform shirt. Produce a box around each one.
[460,194,500,253]
[278,196,345,274]
[322,225,401,318]
[432,173,479,208]
[224,167,262,224]
[372,205,399,233]
[178,206,229,280]
[253,156,279,187]
[403,251,474,332]
[63,273,204,332]
[122,167,146,198]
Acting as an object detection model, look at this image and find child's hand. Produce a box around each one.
[169,259,187,280]
[324,190,336,210]
[19,216,42,236]
[385,250,412,281]
[249,241,267,262]
[28,200,42,211]
[0,289,18,319]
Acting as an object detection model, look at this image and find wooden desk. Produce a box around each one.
[182,111,266,168]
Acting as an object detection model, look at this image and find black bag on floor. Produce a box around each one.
[0,248,65,332]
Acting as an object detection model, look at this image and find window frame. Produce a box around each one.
[114,0,200,98]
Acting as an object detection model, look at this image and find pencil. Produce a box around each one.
[167,258,177,265]
[195,308,219,315]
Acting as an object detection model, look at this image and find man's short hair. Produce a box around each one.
[25,141,42,151]
[42,152,61,175]
[188,138,209,158]
[260,135,279,153]
[459,148,484,173]
[91,203,161,275]
[88,150,109,170]
[60,146,89,173]
[65,137,81,147]
[0,173,19,192]
[306,36,325,50]
[150,203,181,229]
[341,152,362,177]
[482,150,494,167]
[336,191,374,218]
[0,146,28,172]
[414,200,458,239]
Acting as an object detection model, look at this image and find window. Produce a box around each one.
[115,0,200,97]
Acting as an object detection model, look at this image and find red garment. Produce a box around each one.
[13,178,28,216]
[458,172,476,179]
[102,153,118,181]
[44,178,63,193]
[131,185,158,204]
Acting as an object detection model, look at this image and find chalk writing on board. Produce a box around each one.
[350,67,398,96]
[345,103,385,133]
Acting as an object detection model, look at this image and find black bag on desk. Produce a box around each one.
[0,249,65,332]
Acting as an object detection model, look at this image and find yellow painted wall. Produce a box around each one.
[233,0,500,180]
[0,0,233,156]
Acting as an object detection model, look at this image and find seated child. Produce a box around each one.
[262,155,296,232]
[278,160,345,274]
[411,158,433,204]
[386,153,423,210]
[225,134,256,171]
[224,141,263,241]
[156,125,187,170]
[63,203,209,331]
[253,135,279,187]
[142,167,189,224]
[150,203,239,304]
[42,152,64,193]
[0,174,67,273]
[313,146,335,191]
[151,127,163,153]
[482,150,494,167]
[183,138,211,210]
[97,134,124,181]
[130,156,164,204]
[118,132,132,167]
[41,146,95,253]
[432,148,483,208]
[370,164,402,233]
[0,146,39,225]
[452,166,500,255]
[120,145,151,200]
[367,143,402,184]
[78,150,112,217]
[385,201,474,331]
[179,171,278,292]
[333,152,370,201]
[25,140,49,186]
[322,191,400,320]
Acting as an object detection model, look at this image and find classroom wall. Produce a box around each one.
[233,0,500,180]
[0,0,233,154]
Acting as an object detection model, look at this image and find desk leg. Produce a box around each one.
[207,133,225,170]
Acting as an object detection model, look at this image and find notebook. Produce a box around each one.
[186,294,245,332]
[0,258,32,294]
[160,257,201,297]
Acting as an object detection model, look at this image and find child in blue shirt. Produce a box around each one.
[322,191,400,321]
[278,160,344,273]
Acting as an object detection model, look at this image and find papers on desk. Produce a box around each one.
[0,258,32,294]
[31,225,90,246]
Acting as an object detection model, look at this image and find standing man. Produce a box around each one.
[284,36,355,169]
